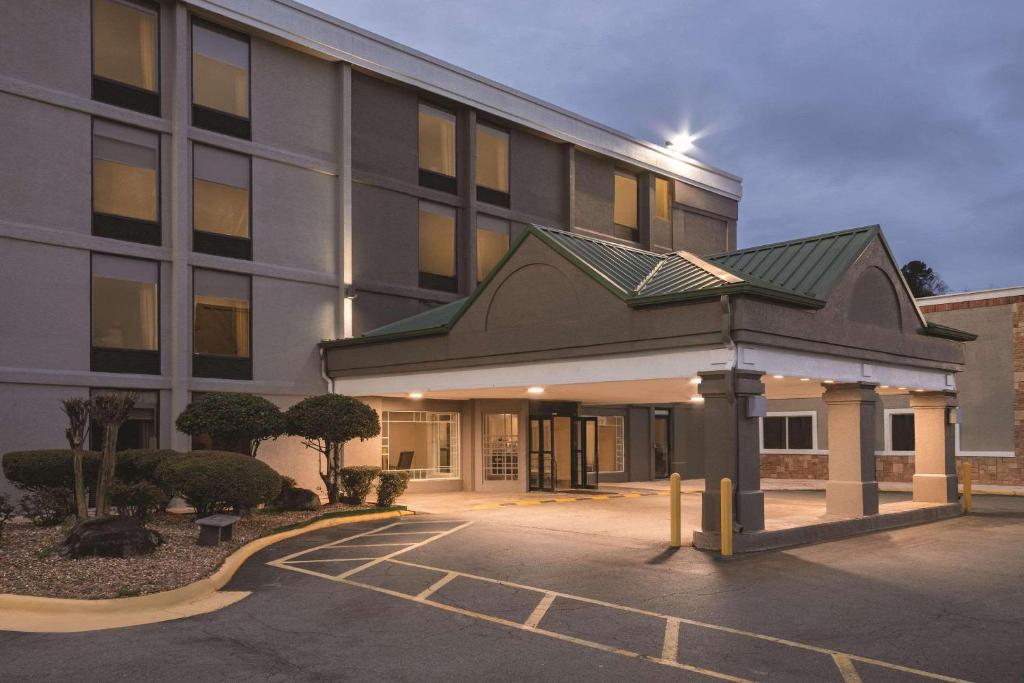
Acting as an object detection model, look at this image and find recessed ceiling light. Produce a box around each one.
[772,374,784,379]
[799,378,810,382]
[897,387,907,391]
[690,396,705,403]
[689,377,701,385]
[880,385,890,389]
[408,392,423,399]
[527,386,545,394]
[823,380,835,384]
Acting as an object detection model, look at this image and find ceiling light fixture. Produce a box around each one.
[799,377,810,382]
[690,396,705,403]
[527,386,545,394]
[689,377,701,385]
[408,392,423,399]
[772,374,784,379]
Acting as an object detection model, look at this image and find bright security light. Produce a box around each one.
[527,386,545,394]
[666,131,697,153]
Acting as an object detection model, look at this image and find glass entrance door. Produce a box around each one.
[528,416,555,491]
[654,410,671,479]
[571,416,599,489]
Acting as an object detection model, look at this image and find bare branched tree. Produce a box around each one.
[91,392,137,516]
[61,397,92,519]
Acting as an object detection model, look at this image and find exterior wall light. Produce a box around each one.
[527,386,545,394]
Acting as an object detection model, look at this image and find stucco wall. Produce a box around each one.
[573,151,617,239]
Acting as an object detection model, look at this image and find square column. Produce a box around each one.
[699,370,765,533]
[911,391,959,503]
[823,383,879,516]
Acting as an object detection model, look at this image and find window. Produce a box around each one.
[483,413,519,481]
[419,104,456,192]
[93,120,160,245]
[593,415,625,473]
[476,123,509,206]
[193,269,251,380]
[761,412,816,452]
[192,21,250,138]
[885,409,916,453]
[613,171,638,240]
[655,177,672,221]
[91,254,160,374]
[382,411,460,480]
[419,202,457,292]
[193,144,251,259]
[89,389,158,451]
[92,0,159,115]
[477,215,510,283]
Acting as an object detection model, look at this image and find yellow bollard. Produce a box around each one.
[669,473,681,547]
[720,477,733,557]
[962,461,972,513]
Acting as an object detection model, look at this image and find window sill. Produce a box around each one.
[760,449,827,456]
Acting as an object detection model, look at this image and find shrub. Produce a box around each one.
[109,480,167,521]
[375,471,410,508]
[176,393,286,458]
[0,493,14,541]
[270,484,321,512]
[156,451,282,517]
[19,486,74,526]
[3,450,101,491]
[339,466,381,504]
[116,449,181,484]
[285,394,380,504]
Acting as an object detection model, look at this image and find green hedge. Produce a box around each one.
[155,450,282,517]
[2,450,101,490]
[375,471,410,508]
[339,465,380,504]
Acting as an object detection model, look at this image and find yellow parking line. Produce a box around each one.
[552,498,578,503]
[517,500,543,506]
[662,617,680,662]
[832,653,863,682]
[416,571,459,600]
[524,592,557,629]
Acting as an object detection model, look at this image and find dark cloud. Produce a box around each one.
[308,0,1024,291]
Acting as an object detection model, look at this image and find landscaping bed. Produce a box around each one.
[0,504,382,600]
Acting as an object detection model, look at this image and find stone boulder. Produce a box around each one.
[57,516,164,559]
[271,485,321,512]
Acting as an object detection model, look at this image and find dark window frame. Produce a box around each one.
[190,18,252,140]
[475,121,511,207]
[417,202,459,293]
[91,118,163,246]
[889,412,916,453]
[762,413,816,452]
[191,268,253,380]
[612,169,640,242]
[89,253,161,375]
[191,142,253,260]
[90,0,162,117]
[418,102,458,194]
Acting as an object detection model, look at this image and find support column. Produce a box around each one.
[699,370,765,533]
[911,391,958,503]
[823,383,879,516]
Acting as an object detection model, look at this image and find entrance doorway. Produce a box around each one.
[528,415,599,491]
[653,409,671,479]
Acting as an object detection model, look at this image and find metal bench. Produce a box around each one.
[195,514,240,547]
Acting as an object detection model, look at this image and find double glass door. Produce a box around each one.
[528,415,598,491]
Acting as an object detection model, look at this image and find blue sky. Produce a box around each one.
[306,0,1024,291]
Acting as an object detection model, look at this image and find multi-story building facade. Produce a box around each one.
[0,0,743,497]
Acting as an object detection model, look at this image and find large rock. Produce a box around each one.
[57,516,164,559]
[271,486,321,512]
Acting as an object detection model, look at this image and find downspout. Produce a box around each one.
[319,346,335,394]
[719,294,736,404]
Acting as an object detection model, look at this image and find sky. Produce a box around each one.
[306,0,1024,292]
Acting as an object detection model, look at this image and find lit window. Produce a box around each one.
[92,0,159,115]
[93,120,160,244]
[419,104,456,190]
[193,144,251,259]
[594,415,625,473]
[888,411,916,452]
[477,215,510,283]
[419,202,457,292]
[193,269,251,380]
[476,123,509,200]
[192,22,250,137]
[483,413,519,481]
[761,413,815,451]
[381,411,460,480]
[613,171,638,234]
[655,177,671,221]
[91,254,160,374]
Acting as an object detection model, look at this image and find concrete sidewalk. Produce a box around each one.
[601,477,1024,496]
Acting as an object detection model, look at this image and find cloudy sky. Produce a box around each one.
[307,0,1023,292]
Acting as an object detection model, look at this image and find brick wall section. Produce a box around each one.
[762,297,1024,484]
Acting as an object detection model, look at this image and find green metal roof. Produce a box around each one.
[707,225,880,300]
[360,298,467,340]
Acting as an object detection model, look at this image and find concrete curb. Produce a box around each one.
[693,503,962,554]
[0,508,410,633]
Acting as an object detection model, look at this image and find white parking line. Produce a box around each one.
[524,593,556,629]
[415,572,459,600]
[662,617,680,662]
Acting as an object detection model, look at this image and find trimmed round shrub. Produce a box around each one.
[339,465,381,504]
[176,393,285,457]
[116,449,181,485]
[155,451,282,517]
[2,450,101,490]
[270,485,321,512]
[18,486,74,526]
[375,471,410,508]
[109,480,166,521]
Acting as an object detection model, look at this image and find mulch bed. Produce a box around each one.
[0,504,380,600]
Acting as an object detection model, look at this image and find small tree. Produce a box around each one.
[61,397,92,519]
[901,260,948,298]
[285,395,380,504]
[175,392,285,458]
[91,391,137,516]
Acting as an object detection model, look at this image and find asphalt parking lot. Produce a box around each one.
[1,492,1022,682]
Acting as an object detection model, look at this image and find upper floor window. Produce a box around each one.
[419,104,456,193]
[93,120,161,245]
[655,177,672,221]
[761,412,815,452]
[419,202,457,292]
[476,123,509,207]
[477,215,510,284]
[192,21,250,139]
[91,254,160,375]
[193,269,252,380]
[613,171,638,240]
[92,0,160,116]
[193,144,251,260]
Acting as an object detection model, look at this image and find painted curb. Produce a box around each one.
[0,508,410,632]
